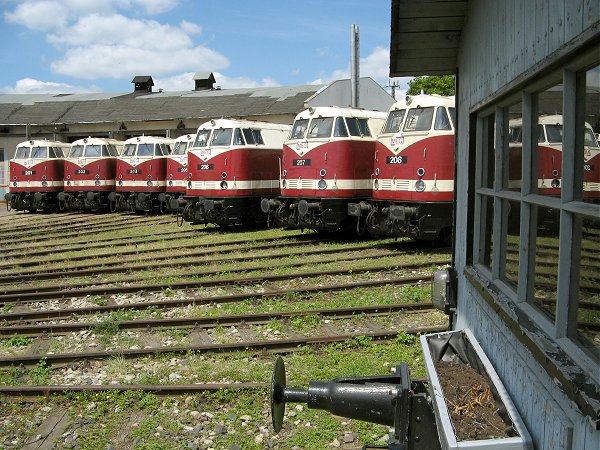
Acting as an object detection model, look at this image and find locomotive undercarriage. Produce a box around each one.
[5,191,58,212]
[109,191,162,213]
[158,192,185,213]
[262,197,359,233]
[58,191,111,211]
[348,200,453,244]
[178,196,267,227]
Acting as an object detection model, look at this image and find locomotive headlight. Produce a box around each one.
[319,169,327,177]
[415,179,426,192]
[220,180,228,189]
[318,179,327,190]
[147,180,153,187]
[374,179,380,190]
[42,181,48,187]
[13,181,17,187]
[188,181,192,189]
[95,180,101,186]
[552,170,559,177]
[282,179,287,189]
[417,167,425,177]
[551,179,560,188]
[169,180,173,186]
[67,180,71,186]
[118,180,123,186]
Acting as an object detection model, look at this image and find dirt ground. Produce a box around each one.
[435,361,511,441]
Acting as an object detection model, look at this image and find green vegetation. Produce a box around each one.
[407,75,455,96]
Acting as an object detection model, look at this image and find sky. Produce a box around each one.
[0,0,412,95]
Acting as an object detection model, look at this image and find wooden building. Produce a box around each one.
[390,1,599,449]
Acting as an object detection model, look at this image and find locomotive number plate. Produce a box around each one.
[177,167,188,173]
[584,164,594,171]
[197,164,214,170]
[386,156,407,164]
[21,170,35,175]
[390,136,404,146]
[75,169,89,174]
[127,169,142,174]
[293,159,311,166]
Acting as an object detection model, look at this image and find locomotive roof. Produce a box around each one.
[16,139,70,147]
[294,106,387,120]
[70,137,124,145]
[509,114,593,129]
[123,135,174,144]
[389,94,455,111]
[173,133,196,143]
[197,118,291,131]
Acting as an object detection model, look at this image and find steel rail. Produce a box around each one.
[0,259,448,303]
[0,324,448,368]
[0,241,432,284]
[0,301,435,337]
[0,275,432,322]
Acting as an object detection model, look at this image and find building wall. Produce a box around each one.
[454,1,599,449]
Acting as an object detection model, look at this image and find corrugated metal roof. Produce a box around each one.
[0,84,325,126]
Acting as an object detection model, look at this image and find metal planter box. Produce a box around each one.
[421,329,533,450]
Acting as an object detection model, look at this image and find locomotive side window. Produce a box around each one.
[334,117,349,137]
[194,130,211,147]
[434,107,452,130]
[448,107,457,128]
[584,128,598,147]
[84,145,102,157]
[157,144,171,156]
[101,145,115,157]
[404,107,434,131]
[211,128,233,146]
[242,128,255,144]
[49,147,62,158]
[252,129,264,144]
[69,145,84,158]
[122,144,136,157]
[290,119,309,139]
[15,147,30,159]
[345,117,361,136]
[31,146,47,159]
[307,117,333,138]
[545,124,563,143]
[383,109,406,133]
[357,118,371,136]
[172,142,187,155]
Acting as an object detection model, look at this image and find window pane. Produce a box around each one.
[434,107,452,130]
[334,117,348,137]
[383,109,405,133]
[84,145,101,157]
[346,117,361,136]
[252,129,264,145]
[576,218,600,360]
[290,119,309,139]
[211,129,232,146]
[482,114,495,189]
[507,101,523,192]
[404,107,434,131]
[15,146,30,159]
[242,129,255,144]
[478,194,494,268]
[138,144,153,157]
[503,200,521,290]
[531,206,560,321]
[583,64,600,204]
[233,128,245,146]
[31,146,47,159]
[537,83,563,197]
[194,130,211,147]
[357,118,371,136]
[307,117,333,138]
[69,145,84,158]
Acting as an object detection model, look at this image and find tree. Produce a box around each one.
[407,75,455,96]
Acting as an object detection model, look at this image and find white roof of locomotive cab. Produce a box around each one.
[293,106,387,121]
[70,136,124,146]
[123,135,174,145]
[16,139,70,148]
[196,118,291,132]
[173,133,196,143]
[388,94,455,112]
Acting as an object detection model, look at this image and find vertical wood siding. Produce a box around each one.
[454,1,599,448]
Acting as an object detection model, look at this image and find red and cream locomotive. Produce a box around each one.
[261,106,386,233]
[160,133,196,212]
[5,139,70,212]
[110,136,173,212]
[348,95,456,243]
[178,118,290,227]
[59,137,123,211]
[509,114,600,201]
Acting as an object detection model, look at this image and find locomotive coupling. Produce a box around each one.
[347,201,371,217]
[260,198,280,214]
[385,205,418,221]
[204,199,224,211]
[297,199,320,217]
[271,357,440,449]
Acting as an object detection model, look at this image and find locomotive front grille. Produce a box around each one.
[301,179,314,189]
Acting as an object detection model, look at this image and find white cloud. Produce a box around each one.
[152,71,281,91]
[129,0,179,15]
[1,78,98,94]
[213,73,280,89]
[180,20,201,35]
[4,1,70,31]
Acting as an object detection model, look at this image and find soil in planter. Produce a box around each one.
[435,361,511,441]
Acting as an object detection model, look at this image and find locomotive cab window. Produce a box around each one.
[85,145,101,157]
[157,144,170,156]
[49,147,63,158]
[211,128,233,146]
[15,147,29,159]
[251,129,264,145]
[122,144,136,157]
[383,109,406,134]
[137,144,154,157]
[31,146,47,159]
[357,118,371,136]
[172,142,187,155]
[194,130,211,147]
[233,128,245,146]
[434,107,452,130]
[307,117,333,139]
[69,145,84,158]
[404,107,434,132]
[334,117,349,137]
[290,118,309,139]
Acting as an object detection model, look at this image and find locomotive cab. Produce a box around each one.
[111,136,173,212]
[160,133,196,212]
[5,140,69,212]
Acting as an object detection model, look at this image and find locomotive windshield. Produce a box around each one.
[30,146,48,159]
[334,117,348,136]
[242,128,265,145]
[49,147,64,158]
[545,124,563,143]
[383,109,406,134]
[290,119,309,139]
[347,117,371,136]
[172,141,187,155]
[15,146,30,159]
[137,144,154,157]
[404,107,434,131]
[122,144,136,157]
[307,117,334,138]
[193,130,211,147]
[434,107,452,130]
[211,129,233,146]
[585,128,598,147]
